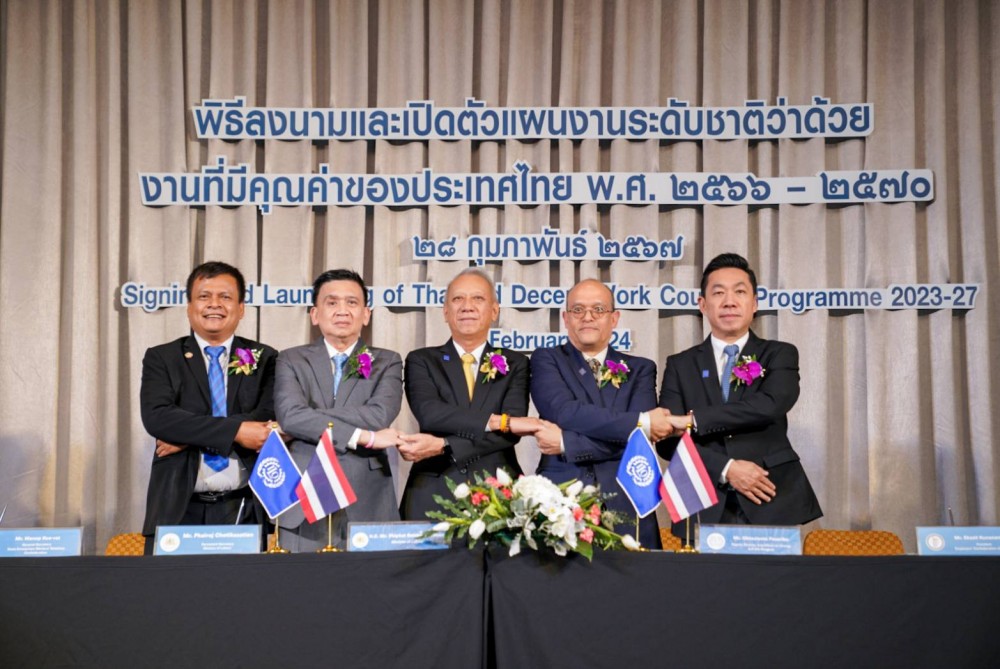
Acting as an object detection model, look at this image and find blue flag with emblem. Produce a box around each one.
[615,427,663,518]
[249,430,302,519]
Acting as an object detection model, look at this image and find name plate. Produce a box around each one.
[153,525,261,555]
[0,528,82,557]
[698,524,802,555]
[348,522,448,552]
[917,526,1000,556]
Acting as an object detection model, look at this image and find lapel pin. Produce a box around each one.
[579,368,587,376]
[185,352,194,359]
[701,369,710,378]
[443,354,450,361]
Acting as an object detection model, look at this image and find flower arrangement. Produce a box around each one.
[479,350,509,383]
[428,468,640,561]
[227,348,262,376]
[731,355,765,387]
[347,346,374,379]
[598,359,630,389]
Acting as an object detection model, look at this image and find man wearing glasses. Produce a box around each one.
[530,279,674,549]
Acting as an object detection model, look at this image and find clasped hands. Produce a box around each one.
[389,416,562,462]
[648,407,696,442]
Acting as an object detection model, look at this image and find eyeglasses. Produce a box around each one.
[566,305,613,319]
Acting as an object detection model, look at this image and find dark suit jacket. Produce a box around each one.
[274,338,402,531]
[658,331,822,534]
[401,341,529,520]
[530,343,661,549]
[139,334,278,537]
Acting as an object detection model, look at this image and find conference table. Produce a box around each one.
[2,548,998,668]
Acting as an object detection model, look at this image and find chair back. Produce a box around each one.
[802,529,904,556]
[105,532,145,556]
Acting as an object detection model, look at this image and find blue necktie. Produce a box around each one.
[204,345,230,472]
[333,353,348,397]
[721,344,739,403]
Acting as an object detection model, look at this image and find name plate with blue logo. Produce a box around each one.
[348,522,448,552]
[917,527,1000,556]
[153,525,261,555]
[0,528,82,557]
[698,524,802,555]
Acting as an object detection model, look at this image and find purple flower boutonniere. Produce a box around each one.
[479,350,509,383]
[227,348,263,376]
[347,346,374,380]
[731,355,765,387]
[599,360,630,389]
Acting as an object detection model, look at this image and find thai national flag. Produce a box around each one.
[295,429,358,523]
[659,431,719,523]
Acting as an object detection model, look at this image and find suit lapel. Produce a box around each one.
[307,338,336,409]
[695,337,722,405]
[183,335,212,408]
[335,339,367,406]
[600,348,623,409]
[226,337,246,412]
[471,346,502,411]
[565,344,603,407]
[442,340,473,406]
[729,331,760,404]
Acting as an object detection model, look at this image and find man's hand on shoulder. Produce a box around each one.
[234,421,273,451]
[726,460,776,504]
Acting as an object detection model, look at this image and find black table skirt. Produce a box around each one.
[488,549,1000,669]
[3,548,999,669]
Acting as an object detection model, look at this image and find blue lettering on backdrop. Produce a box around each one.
[120,282,980,314]
[192,96,873,141]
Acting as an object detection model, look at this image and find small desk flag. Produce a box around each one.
[249,431,302,519]
[295,429,358,523]
[615,427,663,518]
[659,431,719,523]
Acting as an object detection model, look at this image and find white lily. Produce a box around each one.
[621,534,641,551]
[469,518,486,540]
[432,522,451,533]
[453,483,471,499]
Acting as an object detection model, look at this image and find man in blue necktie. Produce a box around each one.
[658,253,822,537]
[139,262,278,554]
[275,269,403,551]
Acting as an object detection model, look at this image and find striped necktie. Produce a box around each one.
[203,346,230,472]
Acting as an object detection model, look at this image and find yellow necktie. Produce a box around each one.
[461,353,476,400]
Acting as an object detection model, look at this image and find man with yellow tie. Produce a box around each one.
[399,269,540,520]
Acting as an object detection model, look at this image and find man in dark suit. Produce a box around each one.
[140,261,277,554]
[400,269,539,520]
[658,253,822,536]
[530,279,674,549]
[275,269,403,551]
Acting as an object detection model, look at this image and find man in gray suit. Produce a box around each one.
[275,269,403,551]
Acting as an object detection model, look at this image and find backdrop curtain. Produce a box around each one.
[1,0,996,552]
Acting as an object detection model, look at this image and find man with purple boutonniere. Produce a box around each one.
[399,269,540,520]
[658,253,822,537]
[275,269,403,551]
[529,279,677,550]
[139,261,278,554]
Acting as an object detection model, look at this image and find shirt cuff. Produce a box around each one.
[720,458,734,484]
[559,435,565,455]
[347,428,363,450]
[638,411,651,439]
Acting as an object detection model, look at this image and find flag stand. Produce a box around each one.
[267,515,291,554]
[318,513,341,553]
[678,516,698,553]
[317,422,342,553]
